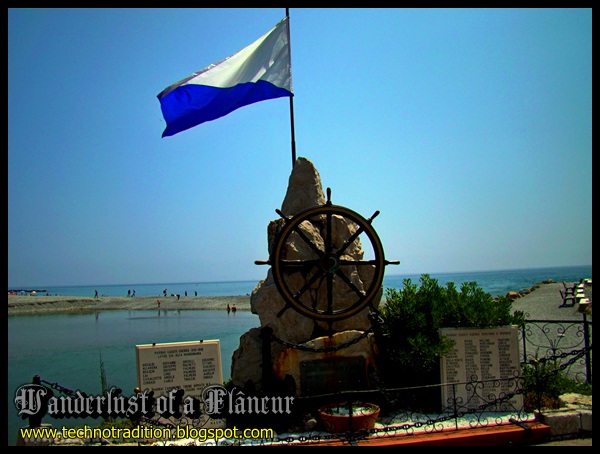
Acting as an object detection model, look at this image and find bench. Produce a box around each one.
[559,290,577,308]
[562,282,578,296]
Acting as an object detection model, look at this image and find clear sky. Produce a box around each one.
[8,8,592,288]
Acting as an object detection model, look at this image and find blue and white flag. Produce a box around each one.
[158,17,293,138]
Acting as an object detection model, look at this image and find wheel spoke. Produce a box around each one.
[291,225,324,258]
[326,210,333,255]
[280,259,320,269]
[326,272,334,314]
[336,225,365,257]
[335,268,367,299]
[292,268,324,300]
[276,304,290,318]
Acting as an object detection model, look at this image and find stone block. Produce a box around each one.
[579,409,592,432]
[538,410,582,436]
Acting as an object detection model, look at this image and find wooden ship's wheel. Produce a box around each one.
[256,189,399,331]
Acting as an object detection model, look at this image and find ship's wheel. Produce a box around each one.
[256,188,399,330]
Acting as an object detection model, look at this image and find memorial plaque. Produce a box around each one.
[439,326,522,411]
[300,356,366,396]
[136,339,225,427]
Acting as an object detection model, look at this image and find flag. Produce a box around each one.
[158,17,293,138]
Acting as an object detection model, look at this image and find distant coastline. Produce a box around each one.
[8,265,591,299]
[7,295,251,316]
[8,265,592,315]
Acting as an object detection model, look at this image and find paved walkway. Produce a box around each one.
[511,281,592,446]
[510,281,592,320]
[532,436,592,446]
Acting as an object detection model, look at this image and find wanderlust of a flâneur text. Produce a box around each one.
[14,384,294,420]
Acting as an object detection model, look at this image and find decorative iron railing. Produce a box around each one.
[19,315,591,445]
[518,313,592,384]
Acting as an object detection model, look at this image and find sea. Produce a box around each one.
[8,265,593,299]
[7,265,592,446]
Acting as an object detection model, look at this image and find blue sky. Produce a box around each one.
[8,8,592,287]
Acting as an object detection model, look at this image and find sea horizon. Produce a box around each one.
[9,264,593,289]
[8,264,592,299]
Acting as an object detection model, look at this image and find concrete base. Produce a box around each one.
[300,422,552,446]
[580,410,593,432]
[537,408,592,438]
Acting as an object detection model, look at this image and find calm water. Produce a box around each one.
[8,310,258,446]
[7,265,592,445]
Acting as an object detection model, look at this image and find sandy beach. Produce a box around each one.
[7,294,252,316]
[8,282,592,319]
[8,281,591,317]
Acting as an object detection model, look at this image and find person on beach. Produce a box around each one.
[163,289,167,297]
[94,290,99,298]
[127,289,131,297]
[157,300,161,308]
[227,304,231,314]
[232,304,237,314]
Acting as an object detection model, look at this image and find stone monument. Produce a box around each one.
[230,157,385,397]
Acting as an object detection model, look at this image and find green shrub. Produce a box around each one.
[521,359,592,411]
[378,274,524,389]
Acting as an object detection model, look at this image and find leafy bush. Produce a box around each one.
[521,359,592,412]
[378,274,524,389]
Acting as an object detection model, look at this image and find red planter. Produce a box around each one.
[318,402,380,434]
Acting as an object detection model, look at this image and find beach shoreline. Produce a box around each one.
[7,295,252,316]
[8,281,591,317]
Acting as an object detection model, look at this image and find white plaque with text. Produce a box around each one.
[439,326,522,411]
[136,339,225,427]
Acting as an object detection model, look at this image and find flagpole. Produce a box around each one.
[286,8,297,169]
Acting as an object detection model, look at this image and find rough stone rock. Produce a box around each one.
[280,157,325,217]
[230,156,383,393]
[230,328,270,390]
[506,291,521,301]
[250,270,317,344]
[559,392,592,409]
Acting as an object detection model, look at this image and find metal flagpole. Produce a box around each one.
[286,8,297,168]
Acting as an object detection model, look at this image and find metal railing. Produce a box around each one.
[21,315,591,445]
[519,313,592,384]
